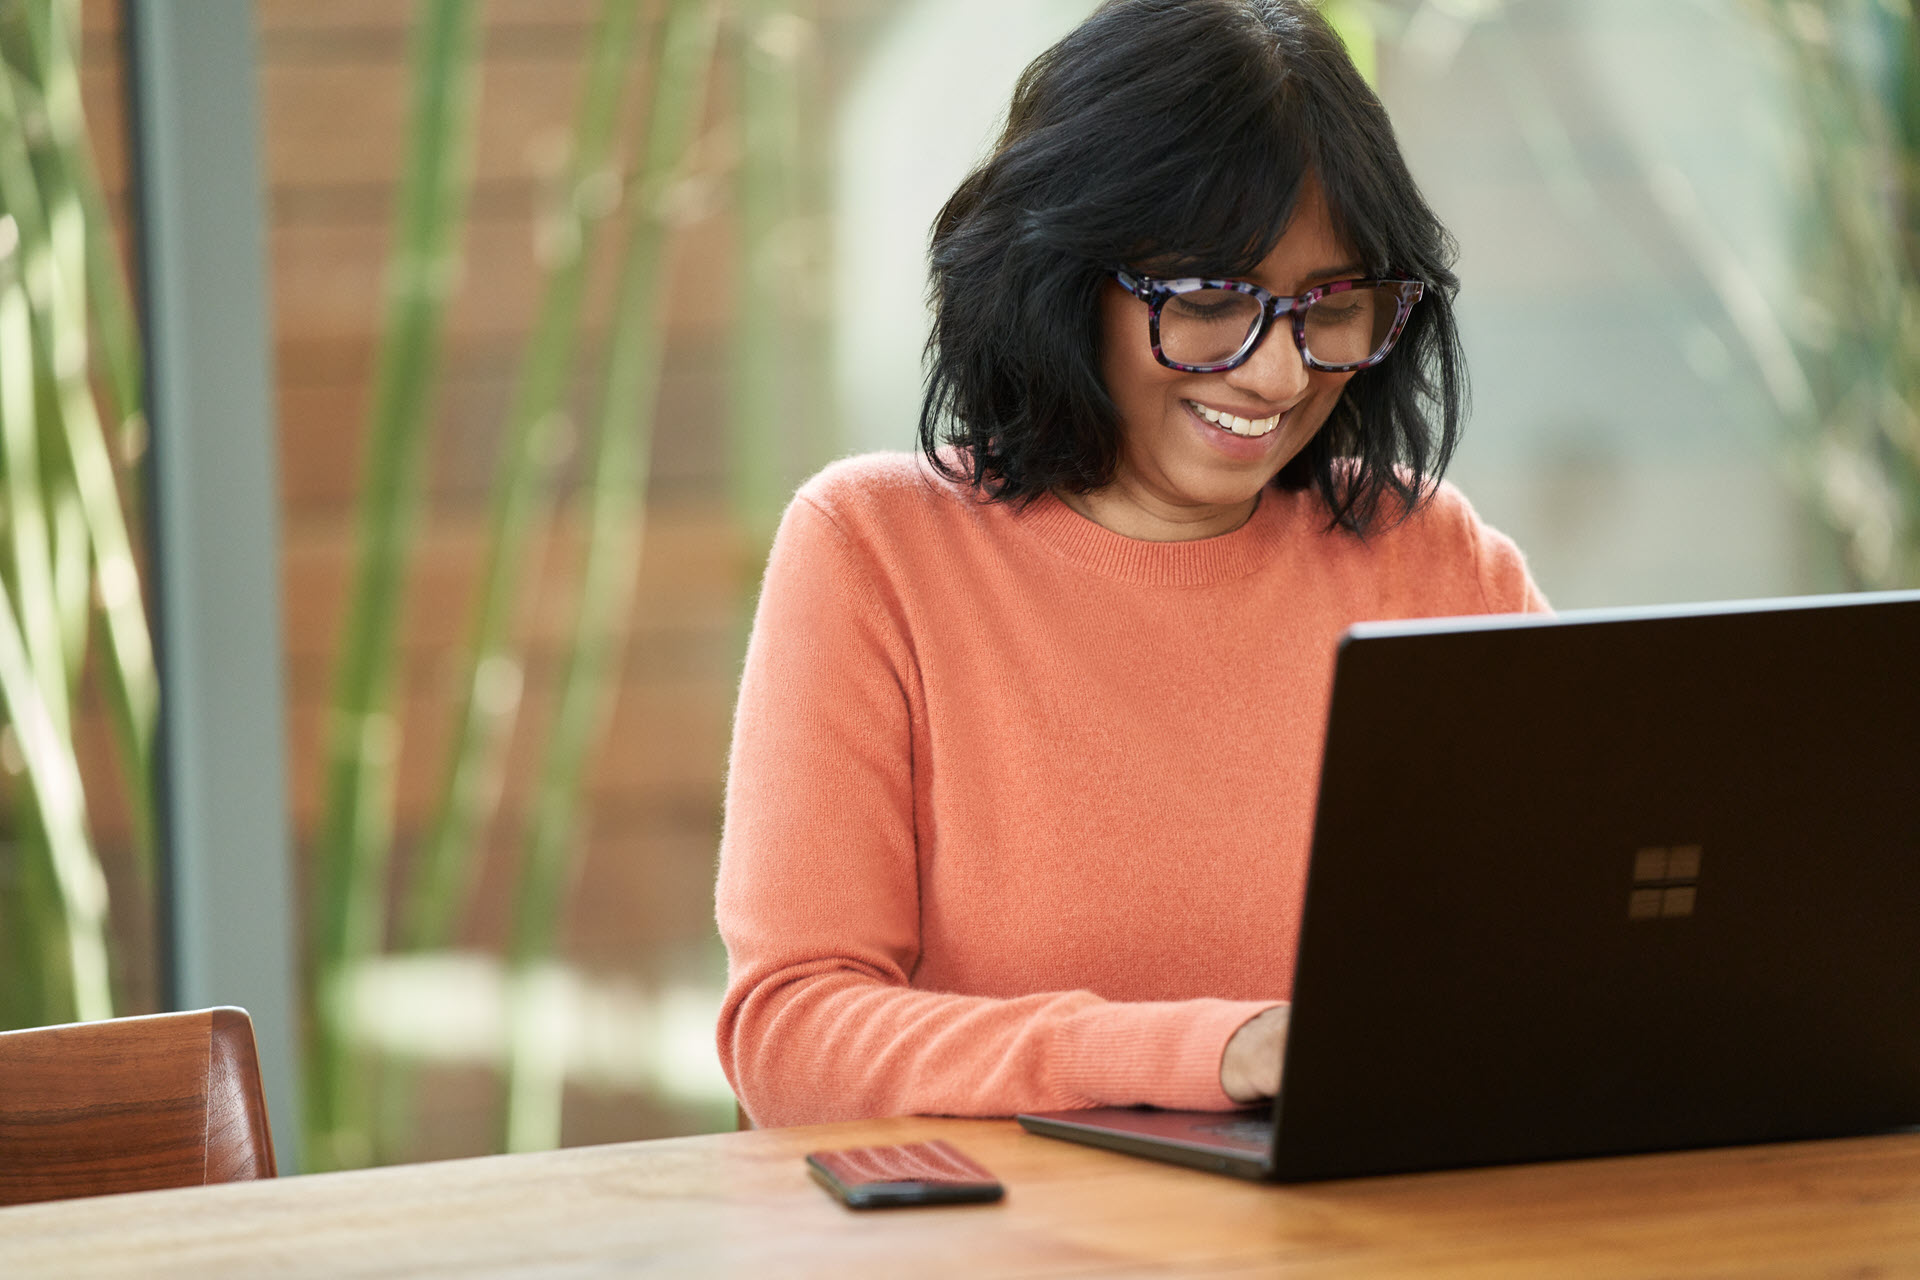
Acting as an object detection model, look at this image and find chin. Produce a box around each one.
[1171,462,1281,510]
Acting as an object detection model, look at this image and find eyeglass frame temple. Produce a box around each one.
[1110,268,1424,374]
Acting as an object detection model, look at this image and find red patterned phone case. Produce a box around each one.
[805,1139,1005,1208]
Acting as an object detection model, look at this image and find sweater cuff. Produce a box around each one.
[1049,999,1284,1111]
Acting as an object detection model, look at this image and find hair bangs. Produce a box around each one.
[1011,48,1312,280]
[1112,68,1314,279]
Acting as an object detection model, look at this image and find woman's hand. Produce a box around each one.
[1219,1004,1290,1103]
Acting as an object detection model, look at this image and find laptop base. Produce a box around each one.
[1016,1107,1272,1180]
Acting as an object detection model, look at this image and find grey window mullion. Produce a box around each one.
[126,0,302,1174]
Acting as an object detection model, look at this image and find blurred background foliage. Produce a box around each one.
[0,0,155,1035]
[303,0,829,1170]
[1751,0,1920,588]
[1,0,1915,1174]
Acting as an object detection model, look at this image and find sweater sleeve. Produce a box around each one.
[715,494,1275,1127]
[1465,501,1552,615]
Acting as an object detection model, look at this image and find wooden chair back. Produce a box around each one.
[0,1006,277,1206]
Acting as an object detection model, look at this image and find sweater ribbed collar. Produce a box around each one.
[1009,487,1296,586]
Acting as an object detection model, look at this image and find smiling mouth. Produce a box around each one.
[1185,399,1283,438]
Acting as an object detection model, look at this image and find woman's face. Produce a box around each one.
[1081,180,1362,541]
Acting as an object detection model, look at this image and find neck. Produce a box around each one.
[1056,484,1260,542]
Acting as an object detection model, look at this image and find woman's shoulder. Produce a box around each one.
[1378,475,1486,547]
[1390,478,1545,615]
[797,449,950,508]
[1279,470,1544,616]
[789,449,980,540]
[765,451,1012,623]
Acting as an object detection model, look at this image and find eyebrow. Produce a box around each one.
[1135,260,1372,291]
[1296,261,1368,289]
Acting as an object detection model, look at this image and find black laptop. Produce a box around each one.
[1019,589,1920,1181]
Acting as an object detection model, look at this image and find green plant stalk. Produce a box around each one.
[371,0,646,1165]
[0,544,110,1022]
[50,485,87,688]
[0,774,32,1029]
[44,191,93,717]
[0,50,70,751]
[0,0,128,1034]
[368,0,652,1174]
[3,791,78,1027]
[20,0,147,471]
[0,239,107,1027]
[501,0,721,1156]
[1,791,43,1029]
[0,278,71,747]
[45,337,157,863]
[307,0,483,1174]
[402,0,647,959]
[0,41,159,883]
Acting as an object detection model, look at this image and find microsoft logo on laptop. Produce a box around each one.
[1629,845,1701,920]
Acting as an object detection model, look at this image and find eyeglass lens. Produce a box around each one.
[1159,285,1401,368]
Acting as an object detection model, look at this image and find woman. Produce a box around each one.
[716,0,1548,1127]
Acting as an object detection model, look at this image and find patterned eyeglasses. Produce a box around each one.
[1112,269,1425,374]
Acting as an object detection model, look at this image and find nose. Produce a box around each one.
[1223,316,1310,408]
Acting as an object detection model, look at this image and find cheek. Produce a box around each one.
[1304,372,1355,422]
[1101,303,1178,419]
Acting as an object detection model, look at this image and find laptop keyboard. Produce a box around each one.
[1192,1116,1271,1146]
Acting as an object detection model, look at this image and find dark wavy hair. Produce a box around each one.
[917,0,1465,532]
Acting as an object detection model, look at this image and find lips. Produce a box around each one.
[1184,399,1282,437]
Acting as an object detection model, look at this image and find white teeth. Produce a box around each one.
[1188,401,1280,437]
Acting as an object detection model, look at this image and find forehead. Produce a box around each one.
[1243,182,1360,294]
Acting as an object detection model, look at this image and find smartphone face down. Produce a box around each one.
[805,1140,1005,1208]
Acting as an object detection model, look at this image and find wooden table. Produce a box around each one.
[7,1117,1920,1277]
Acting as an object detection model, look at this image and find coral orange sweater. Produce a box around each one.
[716,453,1548,1127]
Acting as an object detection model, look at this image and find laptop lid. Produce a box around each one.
[1268,589,1920,1180]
